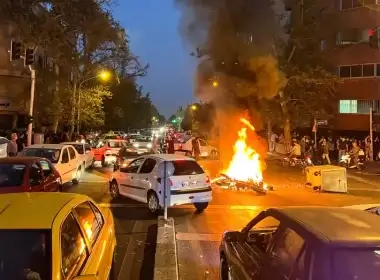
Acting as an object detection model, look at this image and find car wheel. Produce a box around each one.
[194,202,209,212]
[282,159,289,168]
[72,166,82,184]
[220,256,232,280]
[101,156,107,167]
[147,192,160,214]
[89,158,95,169]
[109,180,120,198]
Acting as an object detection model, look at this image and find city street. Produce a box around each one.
[65,159,380,280]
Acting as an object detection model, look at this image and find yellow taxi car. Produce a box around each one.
[0,192,116,280]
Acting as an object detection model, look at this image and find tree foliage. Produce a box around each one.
[0,0,159,133]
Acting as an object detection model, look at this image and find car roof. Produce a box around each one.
[0,193,87,229]
[148,154,195,161]
[25,144,67,149]
[0,156,41,164]
[61,142,83,145]
[270,207,380,247]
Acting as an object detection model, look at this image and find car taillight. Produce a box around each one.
[179,144,182,150]
[169,178,173,186]
[206,176,210,184]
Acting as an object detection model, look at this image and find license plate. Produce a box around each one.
[182,181,198,187]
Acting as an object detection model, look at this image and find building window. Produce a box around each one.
[340,100,357,113]
[336,29,370,44]
[341,0,376,10]
[339,100,380,114]
[339,64,376,78]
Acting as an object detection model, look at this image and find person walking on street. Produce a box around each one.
[337,137,347,162]
[321,138,331,164]
[269,132,278,152]
[7,133,18,157]
[192,137,201,160]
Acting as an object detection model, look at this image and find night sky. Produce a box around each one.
[112,0,196,118]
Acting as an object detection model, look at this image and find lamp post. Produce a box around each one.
[77,70,111,133]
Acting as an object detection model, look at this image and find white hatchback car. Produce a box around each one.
[62,142,95,169]
[19,144,82,185]
[109,154,212,213]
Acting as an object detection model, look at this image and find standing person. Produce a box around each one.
[152,135,158,153]
[192,137,201,160]
[337,137,347,162]
[269,132,278,152]
[365,136,371,161]
[167,135,175,154]
[7,133,18,157]
[321,138,331,164]
[17,132,26,152]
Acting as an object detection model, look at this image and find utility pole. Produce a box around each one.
[370,107,374,161]
[27,65,36,146]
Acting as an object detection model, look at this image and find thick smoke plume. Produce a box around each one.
[175,0,287,163]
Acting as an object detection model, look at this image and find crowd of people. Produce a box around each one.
[270,132,378,167]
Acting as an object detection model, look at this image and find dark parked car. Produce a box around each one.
[113,145,154,171]
[220,206,380,280]
[0,157,62,194]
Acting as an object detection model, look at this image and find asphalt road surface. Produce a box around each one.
[65,158,380,280]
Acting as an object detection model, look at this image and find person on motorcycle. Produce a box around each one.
[289,140,301,160]
[349,141,360,167]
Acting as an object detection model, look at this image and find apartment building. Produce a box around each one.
[0,21,30,131]
[285,0,380,131]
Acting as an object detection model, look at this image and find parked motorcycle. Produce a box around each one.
[282,154,313,173]
[340,149,365,170]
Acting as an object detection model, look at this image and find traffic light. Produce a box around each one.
[369,28,380,49]
[10,40,21,61]
[24,49,34,66]
[27,115,33,124]
[171,119,177,123]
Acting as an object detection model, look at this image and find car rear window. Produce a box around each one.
[171,160,204,176]
[19,148,61,163]
[0,230,51,279]
[334,249,380,280]
[108,141,125,148]
[0,163,26,187]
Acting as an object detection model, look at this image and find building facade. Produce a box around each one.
[0,20,30,132]
[285,0,380,131]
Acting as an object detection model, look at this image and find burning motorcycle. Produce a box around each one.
[340,149,365,170]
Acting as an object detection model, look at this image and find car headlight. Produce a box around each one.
[147,143,152,148]
[133,143,139,148]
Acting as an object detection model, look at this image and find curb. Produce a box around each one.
[154,217,179,280]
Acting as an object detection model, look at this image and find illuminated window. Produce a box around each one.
[339,100,357,113]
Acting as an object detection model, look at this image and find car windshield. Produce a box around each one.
[71,144,84,154]
[0,163,26,187]
[334,249,380,280]
[19,148,61,163]
[136,138,151,142]
[104,135,118,139]
[0,230,51,280]
[171,160,204,176]
[108,141,125,148]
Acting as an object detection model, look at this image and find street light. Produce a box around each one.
[191,104,197,110]
[212,81,218,87]
[77,70,111,132]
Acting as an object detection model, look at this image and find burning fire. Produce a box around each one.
[223,118,264,184]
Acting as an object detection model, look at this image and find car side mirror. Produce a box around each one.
[223,231,241,242]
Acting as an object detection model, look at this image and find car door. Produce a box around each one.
[230,214,281,280]
[39,159,60,191]
[59,148,71,183]
[68,146,79,177]
[84,144,94,167]
[73,201,113,279]
[93,141,105,161]
[260,227,308,280]
[28,163,45,192]
[136,158,157,201]
[119,157,145,199]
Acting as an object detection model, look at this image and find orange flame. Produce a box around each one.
[223,118,263,183]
